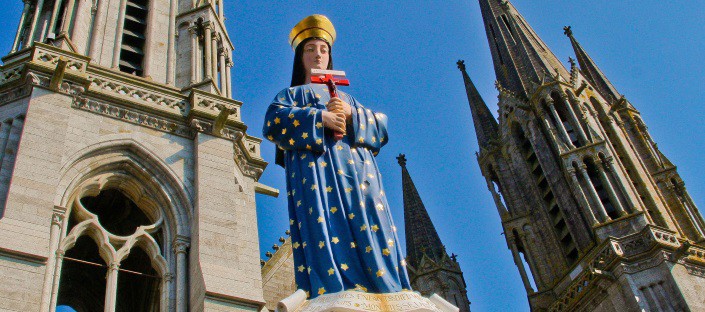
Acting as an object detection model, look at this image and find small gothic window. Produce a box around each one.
[119,0,148,76]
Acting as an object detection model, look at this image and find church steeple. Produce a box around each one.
[397,154,471,312]
[397,154,445,267]
[457,60,498,149]
[478,0,570,98]
[564,26,622,104]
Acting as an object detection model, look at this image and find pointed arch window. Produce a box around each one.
[56,187,166,312]
[512,124,578,264]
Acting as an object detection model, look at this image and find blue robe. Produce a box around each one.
[263,84,412,298]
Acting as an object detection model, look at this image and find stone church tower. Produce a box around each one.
[459,0,705,311]
[397,154,471,312]
[0,0,271,311]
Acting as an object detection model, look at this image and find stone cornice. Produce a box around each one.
[548,225,705,312]
[0,44,267,179]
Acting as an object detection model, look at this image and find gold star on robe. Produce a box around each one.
[401,259,407,267]
[367,173,375,179]
[281,128,287,135]
[300,154,307,159]
[316,122,323,129]
[318,287,326,295]
[319,241,325,249]
[298,265,305,272]
[309,162,315,168]
[293,242,300,249]
[320,161,328,168]
[296,200,302,207]
[358,137,365,143]
[382,248,391,256]
[306,144,312,150]
[344,187,352,193]
[302,178,307,184]
[274,117,281,124]
[267,121,272,127]
[301,132,308,139]
[302,242,307,248]
[371,225,379,232]
[341,264,349,271]
[288,113,294,119]
[365,246,373,253]
[326,186,333,193]
[371,137,377,143]
[267,135,273,141]
[376,203,384,211]
[331,237,339,244]
[330,206,337,213]
[350,242,357,248]
[310,184,317,191]
[317,216,324,223]
[387,239,394,247]
[328,268,335,275]
[308,207,313,215]
[376,269,385,277]
[336,145,343,151]
[360,224,367,231]
[391,225,397,232]
[289,138,295,145]
[289,219,294,225]
[348,213,355,220]
[316,138,323,145]
[360,183,367,191]
[347,159,354,165]
[355,284,368,292]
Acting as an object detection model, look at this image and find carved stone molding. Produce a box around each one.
[72,96,192,137]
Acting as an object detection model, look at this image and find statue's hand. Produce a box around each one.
[327,97,352,122]
[322,110,347,134]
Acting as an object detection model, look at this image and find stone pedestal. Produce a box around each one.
[276,290,459,312]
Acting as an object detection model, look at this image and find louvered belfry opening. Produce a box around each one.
[119,0,148,76]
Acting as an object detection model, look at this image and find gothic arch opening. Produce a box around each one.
[583,157,619,219]
[58,188,164,312]
[57,236,108,312]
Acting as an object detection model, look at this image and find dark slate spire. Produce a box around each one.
[457,60,498,149]
[397,154,446,267]
[564,26,622,104]
[478,0,570,98]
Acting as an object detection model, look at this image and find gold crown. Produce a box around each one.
[289,14,336,50]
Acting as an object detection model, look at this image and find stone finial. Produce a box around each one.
[265,251,273,258]
[396,154,407,167]
[563,26,573,37]
[272,244,280,251]
[285,229,291,236]
[279,236,286,243]
[457,60,466,72]
[568,57,576,68]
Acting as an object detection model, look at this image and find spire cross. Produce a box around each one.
[563,26,573,37]
[457,60,466,72]
[396,154,407,167]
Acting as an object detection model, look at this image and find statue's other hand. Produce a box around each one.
[322,110,347,134]
[326,97,352,121]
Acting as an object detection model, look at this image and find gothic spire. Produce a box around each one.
[478,0,570,98]
[397,154,446,268]
[457,60,498,149]
[564,26,622,104]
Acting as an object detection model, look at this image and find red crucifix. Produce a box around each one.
[310,69,350,141]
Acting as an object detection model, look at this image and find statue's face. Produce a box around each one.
[302,39,330,75]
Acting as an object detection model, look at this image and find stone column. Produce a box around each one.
[225,57,233,98]
[485,178,509,216]
[48,249,65,311]
[546,100,575,149]
[189,26,199,84]
[578,163,610,222]
[674,182,705,240]
[174,238,189,312]
[112,0,130,68]
[567,167,599,226]
[70,0,88,39]
[561,95,589,144]
[58,0,76,34]
[537,108,567,153]
[218,48,226,94]
[166,0,177,84]
[508,238,533,293]
[203,23,213,79]
[594,157,627,217]
[48,0,64,35]
[211,36,219,83]
[105,262,120,312]
[11,0,32,53]
[41,206,66,311]
[26,0,46,46]
[89,0,108,59]
[603,156,639,212]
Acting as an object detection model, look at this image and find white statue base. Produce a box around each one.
[276,289,459,312]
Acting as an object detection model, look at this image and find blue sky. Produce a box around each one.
[1,1,704,311]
